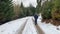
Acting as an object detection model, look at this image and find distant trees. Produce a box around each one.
[0,0,14,24]
[1,0,60,24]
[0,0,43,24]
[13,4,20,19]
[36,0,41,13]
[19,3,36,18]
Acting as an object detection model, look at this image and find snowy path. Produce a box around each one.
[0,16,60,34]
[35,25,45,34]
[22,17,44,34]
[22,17,38,34]
[0,17,29,34]
[15,19,29,34]
[0,17,44,34]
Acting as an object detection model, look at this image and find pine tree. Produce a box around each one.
[0,0,14,24]
[19,3,36,18]
[19,2,25,18]
[41,0,53,19]
[36,0,42,13]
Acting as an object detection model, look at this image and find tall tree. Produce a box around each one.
[19,2,25,18]
[51,0,60,20]
[36,0,42,13]
[0,0,14,24]
[41,0,53,19]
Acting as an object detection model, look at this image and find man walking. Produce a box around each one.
[34,14,38,25]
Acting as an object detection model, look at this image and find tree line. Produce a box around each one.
[0,0,60,25]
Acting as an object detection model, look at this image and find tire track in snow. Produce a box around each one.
[16,17,45,34]
[22,17,38,34]
[15,18,29,34]
[35,25,45,34]
[32,18,45,34]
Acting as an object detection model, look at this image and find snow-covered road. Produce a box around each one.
[22,17,38,34]
[0,17,44,34]
[0,16,60,34]
[0,17,29,34]
[15,17,44,34]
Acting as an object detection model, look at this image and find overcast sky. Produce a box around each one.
[12,0,47,7]
[13,0,37,7]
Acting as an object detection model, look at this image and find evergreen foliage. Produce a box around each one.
[0,0,14,24]
[41,0,53,19]
[19,3,36,18]
[36,0,41,13]
[51,0,60,20]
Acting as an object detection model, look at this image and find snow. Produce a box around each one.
[37,15,60,34]
[22,17,37,34]
[0,15,60,34]
[0,17,29,34]
[38,22,60,34]
[0,17,38,34]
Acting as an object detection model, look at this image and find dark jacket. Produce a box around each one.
[34,14,38,25]
[34,15,38,19]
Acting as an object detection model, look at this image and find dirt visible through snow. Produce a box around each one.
[16,18,45,34]
[42,19,60,26]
